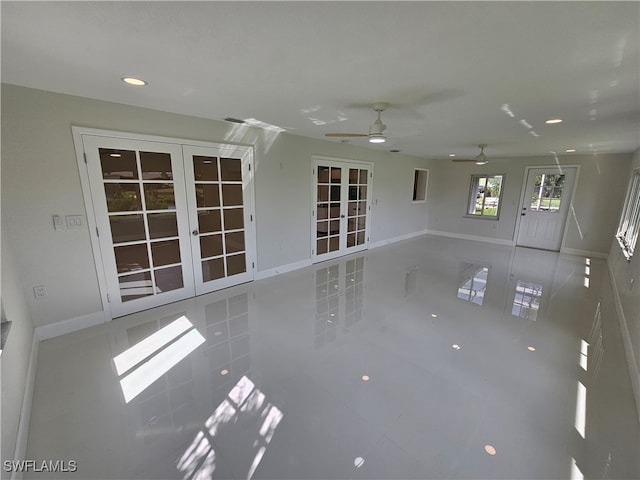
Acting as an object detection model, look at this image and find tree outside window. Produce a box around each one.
[467,174,504,219]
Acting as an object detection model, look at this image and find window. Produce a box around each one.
[616,169,640,260]
[412,168,428,203]
[467,174,504,218]
[0,304,10,356]
[530,173,565,212]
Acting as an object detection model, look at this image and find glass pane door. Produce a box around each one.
[183,145,255,296]
[316,165,342,256]
[83,136,195,317]
[313,159,372,262]
[347,167,369,248]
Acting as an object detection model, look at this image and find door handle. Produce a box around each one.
[192,229,199,236]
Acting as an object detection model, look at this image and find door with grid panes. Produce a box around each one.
[183,145,254,296]
[81,134,254,317]
[312,158,372,262]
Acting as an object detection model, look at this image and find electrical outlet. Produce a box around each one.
[33,285,48,299]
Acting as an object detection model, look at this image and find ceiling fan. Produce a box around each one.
[451,144,489,165]
[325,102,389,144]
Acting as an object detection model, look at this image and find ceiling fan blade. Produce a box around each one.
[325,133,368,138]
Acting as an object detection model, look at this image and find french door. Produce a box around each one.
[312,157,372,262]
[80,132,255,317]
[516,166,576,251]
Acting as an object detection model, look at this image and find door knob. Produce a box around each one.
[192,229,199,236]
[341,214,345,218]
[521,213,526,216]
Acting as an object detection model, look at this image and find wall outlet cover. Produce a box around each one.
[33,285,48,299]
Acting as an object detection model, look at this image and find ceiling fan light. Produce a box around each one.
[368,120,386,135]
[475,144,488,164]
[369,134,386,144]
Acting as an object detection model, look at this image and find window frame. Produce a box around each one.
[616,168,640,261]
[412,168,429,204]
[465,173,505,220]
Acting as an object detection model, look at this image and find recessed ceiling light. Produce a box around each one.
[545,118,563,124]
[528,346,536,352]
[452,344,461,350]
[361,375,370,381]
[565,149,576,153]
[220,369,229,376]
[449,154,456,157]
[484,444,497,456]
[121,77,148,86]
[110,153,122,158]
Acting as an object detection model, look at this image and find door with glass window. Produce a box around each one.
[516,167,576,251]
[183,145,254,295]
[81,134,254,317]
[312,158,372,262]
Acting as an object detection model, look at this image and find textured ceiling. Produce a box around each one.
[2,1,639,159]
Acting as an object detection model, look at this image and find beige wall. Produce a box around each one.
[1,228,36,473]
[2,83,638,463]
[1,85,430,329]
[608,148,640,418]
[426,153,631,254]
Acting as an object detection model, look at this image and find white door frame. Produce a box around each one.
[514,164,581,251]
[72,126,257,320]
[311,155,374,263]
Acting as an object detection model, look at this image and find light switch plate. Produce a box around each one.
[52,214,63,231]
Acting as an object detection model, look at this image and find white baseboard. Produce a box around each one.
[256,230,431,279]
[560,247,608,259]
[607,259,640,422]
[369,230,428,249]
[255,259,313,280]
[424,229,515,247]
[35,311,107,341]
[11,332,39,480]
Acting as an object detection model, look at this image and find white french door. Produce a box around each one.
[312,157,373,262]
[182,145,255,296]
[516,166,577,251]
[79,132,255,317]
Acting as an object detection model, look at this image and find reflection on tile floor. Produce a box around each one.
[26,235,639,479]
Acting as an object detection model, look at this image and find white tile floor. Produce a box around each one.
[26,235,639,479]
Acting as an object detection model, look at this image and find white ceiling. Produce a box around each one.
[2,1,639,160]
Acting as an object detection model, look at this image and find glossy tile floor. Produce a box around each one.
[26,235,639,479]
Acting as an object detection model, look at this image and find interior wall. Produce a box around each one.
[1,85,430,329]
[426,154,631,253]
[1,227,36,473]
[608,147,640,418]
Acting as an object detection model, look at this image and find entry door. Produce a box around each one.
[81,134,255,317]
[516,167,576,251]
[312,158,372,262]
